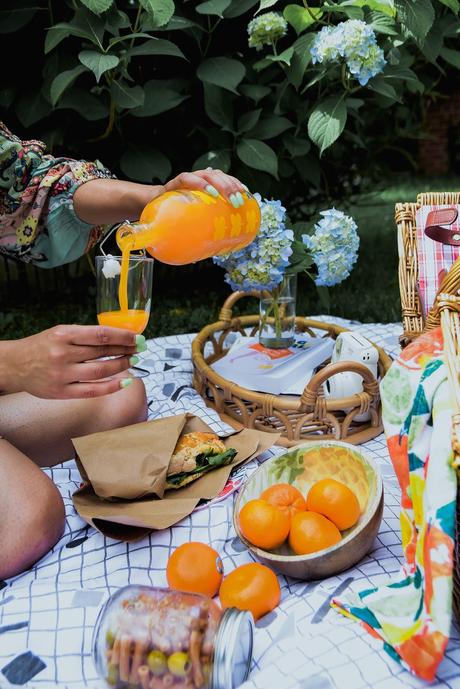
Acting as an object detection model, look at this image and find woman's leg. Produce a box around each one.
[0,379,147,577]
[0,378,147,467]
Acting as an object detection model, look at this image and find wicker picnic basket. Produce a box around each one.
[395,191,460,345]
[191,291,392,447]
[395,192,460,621]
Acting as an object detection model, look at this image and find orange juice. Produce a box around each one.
[98,309,149,334]
[116,189,261,264]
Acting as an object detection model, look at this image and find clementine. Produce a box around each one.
[306,478,361,530]
[260,483,307,521]
[289,511,341,555]
[219,563,280,621]
[238,499,290,550]
[166,542,223,597]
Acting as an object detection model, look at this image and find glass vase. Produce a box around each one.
[259,273,297,349]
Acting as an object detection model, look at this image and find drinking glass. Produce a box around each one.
[96,255,154,378]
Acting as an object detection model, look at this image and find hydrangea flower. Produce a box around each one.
[311,19,385,86]
[213,195,293,292]
[247,12,288,51]
[302,209,359,287]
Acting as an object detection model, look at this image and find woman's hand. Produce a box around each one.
[164,168,248,208]
[0,325,143,400]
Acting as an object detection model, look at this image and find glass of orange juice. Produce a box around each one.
[96,254,154,378]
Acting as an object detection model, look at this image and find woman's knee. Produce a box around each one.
[106,377,148,429]
[0,474,65,580]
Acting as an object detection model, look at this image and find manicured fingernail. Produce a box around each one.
[205,184,219,198]
[242,184,249,192]
[135,335,147,353]
[120,378,133,389]
[129,355,140,366]
[229,194,239,208]
[236,191,244,206]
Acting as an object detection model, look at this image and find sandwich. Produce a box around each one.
[166,431,237,489]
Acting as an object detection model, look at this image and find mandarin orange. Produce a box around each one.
[306,478,360,530]
[166,542,223,597]
[288,511,341,555]
[260,483,307,521]
[219,563,281,621]
[238,499,290,550]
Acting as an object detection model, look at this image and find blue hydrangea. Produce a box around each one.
[247,12,288,51]
[302,208,359,287]
[310,19,385,86]
[213,194,293,292]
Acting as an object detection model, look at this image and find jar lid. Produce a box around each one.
[211,608,254,689]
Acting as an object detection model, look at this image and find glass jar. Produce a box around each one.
[92,585,254,689]
[259,273,297,349]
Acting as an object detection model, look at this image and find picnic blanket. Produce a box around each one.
[1,318,460,689]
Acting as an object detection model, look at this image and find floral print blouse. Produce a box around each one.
[0,122,114,268]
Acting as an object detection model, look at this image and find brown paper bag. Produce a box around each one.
[72,414,278,541]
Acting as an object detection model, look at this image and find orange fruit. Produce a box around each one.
[306,478,361,530]
[166,542,223,597]
[260,483,307,521]
[288,511,341,555]
[219,563,280,621]
[238,499,290,550]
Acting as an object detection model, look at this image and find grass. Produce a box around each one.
[2,174,460,339]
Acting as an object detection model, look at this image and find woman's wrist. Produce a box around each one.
[0,340,23,394]
[73,179,165,225]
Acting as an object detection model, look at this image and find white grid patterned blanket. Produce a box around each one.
[2,318,460,689]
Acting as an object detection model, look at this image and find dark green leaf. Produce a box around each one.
[302,66,328,92]
[131,79,188,116]
[237,139,278,178]
[196,0,231,17]
[283,5,322,34]
[127,38,186,59]
[16,91,50,128]
[78,50,119,82]
[440,46,460,68]
[248,115,293,140]
[237,109,262,133]
[283,133,311,157]
[395,0,434,45]
[257,0,279,11]
[307,95,347,154]
[438,0,459,12]
[322,3,364,19]
[287,32,315,89]
[57,87,109,120]
[197,57,246,94]
[239,84,271,102]
[73,8,106,48]
[79,0,113,14]
[139,0,175,27]
[143,14,199,31]
[45,27,70,54]
[107,32,153,48]
[266,47,295,65]
[224,0,259,17]
[367,76,401,101]
[120,145,171,183]
[203,83,234,130]
[50,65,87,106]
[421,19,446,63]
[111,81,145,109]
[0,4,38,34]
[368,10,398,34]
[105,8,130,34]
[193,150,231,172]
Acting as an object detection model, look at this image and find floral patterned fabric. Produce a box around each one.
[332,326,457,681]
[0,122,114,268]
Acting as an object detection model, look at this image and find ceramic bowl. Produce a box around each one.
[233,440,384,580]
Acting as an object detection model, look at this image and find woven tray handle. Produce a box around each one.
[218,290,261,324]
[439,292,460,472]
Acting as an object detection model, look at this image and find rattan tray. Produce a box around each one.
[192,292,392,447]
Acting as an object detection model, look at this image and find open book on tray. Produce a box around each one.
[211,335,334,396]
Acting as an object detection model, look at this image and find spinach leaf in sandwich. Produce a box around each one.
[166,448,237,489]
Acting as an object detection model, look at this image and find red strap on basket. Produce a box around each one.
[425,207,460,245]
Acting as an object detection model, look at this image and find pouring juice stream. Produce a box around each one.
[99,189,261,331]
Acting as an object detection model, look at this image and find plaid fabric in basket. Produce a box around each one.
[416,204,460,319]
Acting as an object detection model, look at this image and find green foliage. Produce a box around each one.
[1,0,460,200]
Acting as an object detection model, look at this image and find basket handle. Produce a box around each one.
[219,290,261,324]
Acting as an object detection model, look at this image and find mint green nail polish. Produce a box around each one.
[242,184,249,192]
[135,334,147,353]
[205,184,219,198]
[230,194,239,208]
[236,192,244,206]
[129,355,140,366]
[120,378,133,389]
